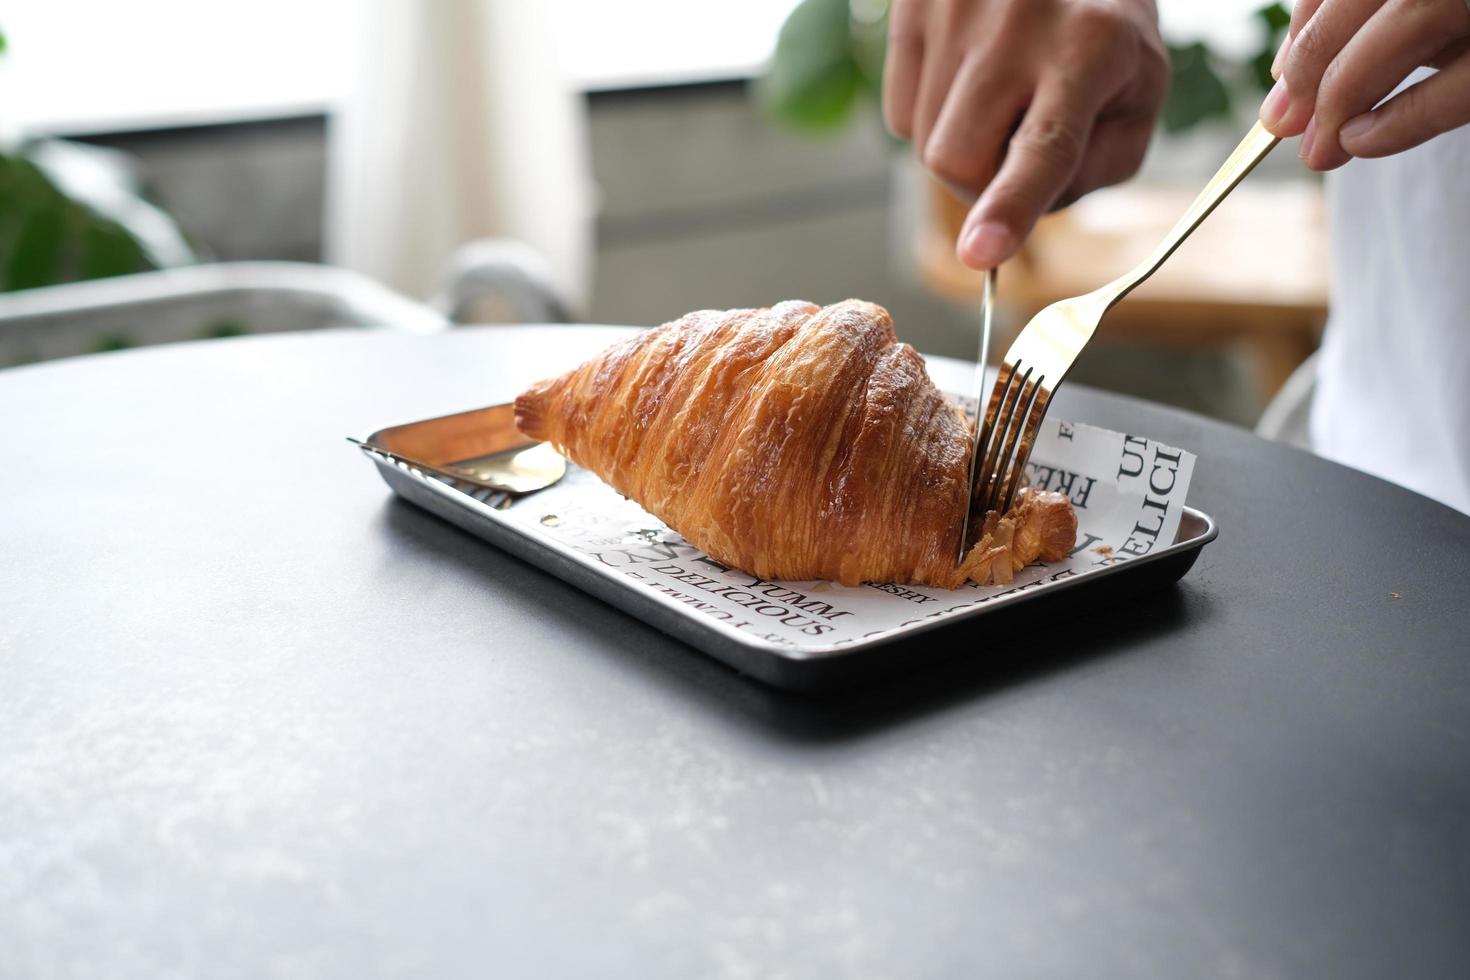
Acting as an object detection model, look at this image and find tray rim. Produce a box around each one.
[357,434,1218,665]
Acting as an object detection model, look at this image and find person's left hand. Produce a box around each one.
[1261,0,1470,170]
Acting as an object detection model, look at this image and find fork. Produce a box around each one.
[971,121,1281,518]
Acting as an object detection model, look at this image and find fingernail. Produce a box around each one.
[1270,33,1291,80]
[1299,116,1317,163]
[1260,78,1290,130]
[960,221,1014,269]
[1340,113,1375,146]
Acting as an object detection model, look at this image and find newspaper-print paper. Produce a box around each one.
[492,417,1196,652]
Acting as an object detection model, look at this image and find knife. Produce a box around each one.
[956,266,997,564]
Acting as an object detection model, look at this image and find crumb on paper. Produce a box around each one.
[1094,545,1113,556]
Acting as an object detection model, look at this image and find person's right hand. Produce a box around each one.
[883,0,1169,270]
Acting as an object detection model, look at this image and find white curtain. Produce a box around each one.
[327,0,594,311]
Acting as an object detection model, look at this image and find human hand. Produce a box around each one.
[1261,0,1470,170]
[883,0,1169,269]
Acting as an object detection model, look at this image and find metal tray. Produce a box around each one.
[357,404,1218,692]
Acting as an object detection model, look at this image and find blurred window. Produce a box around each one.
[554,0,805,91]
[0,0,355,134]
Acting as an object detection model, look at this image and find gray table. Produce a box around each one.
[4,327,1469,979]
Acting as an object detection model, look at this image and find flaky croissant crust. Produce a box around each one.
[516,300,1075,588]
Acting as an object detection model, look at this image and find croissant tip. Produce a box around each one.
[513,385,550,440]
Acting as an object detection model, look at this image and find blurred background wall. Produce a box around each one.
[0,0,1324,426]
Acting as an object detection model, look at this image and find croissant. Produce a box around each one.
[515,299,1076,589]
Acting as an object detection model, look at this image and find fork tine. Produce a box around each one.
[976,362,1030,516]
[967,125,1281,530]
[996,383,1053,513]
[972,362,1016,497]
[983,370,1042,515]
[979,365,1026,513]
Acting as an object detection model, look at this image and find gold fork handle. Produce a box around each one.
[1096,122,1281,309]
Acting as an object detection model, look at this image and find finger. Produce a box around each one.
[1430,35,1470,69]
[957,70,1102,269]
[1056,115,1154,208]
[910,4,966,154]
[1304,0,1470,170]
[1288,0,1330,40]
[1266,0,1385,136]
[883,0,928,140]
[1110,25,1171,125]
[1270,33,1292,80]
[922,50,1027,196]
[1273,0,1330,79]
[1051,11,1164,206]
[1338,47,1470,157]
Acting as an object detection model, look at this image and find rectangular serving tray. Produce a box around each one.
[358,404,1217,692]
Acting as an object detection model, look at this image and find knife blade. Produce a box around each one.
[956,267,997,564]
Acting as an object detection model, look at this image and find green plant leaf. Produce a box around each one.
[7,205,68,291]
[93,332,136,353]
[1249,3,1292,92]
[79,219,150,281]
[764,0,865,132]
[1162,43,1233,134]
[1248,49,1276,93]
[849,4,888,101]
[201,318,250,339]
[1,154,65,207]
[1258,3,1290,32]
[0,149,155,292]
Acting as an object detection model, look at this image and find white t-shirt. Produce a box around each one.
[1310,99,1470,515]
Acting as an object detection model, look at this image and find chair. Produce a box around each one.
[0,241,571,369]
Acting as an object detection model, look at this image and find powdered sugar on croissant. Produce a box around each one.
[515,299,1076,588]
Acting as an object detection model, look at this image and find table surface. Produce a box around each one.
[4,326,1469,979]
